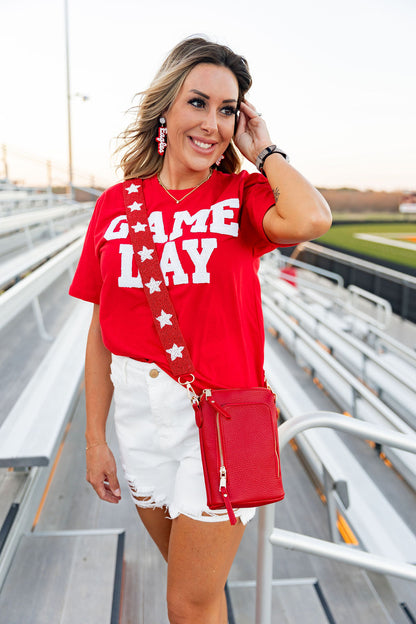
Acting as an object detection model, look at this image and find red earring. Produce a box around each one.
[156,117,167,155]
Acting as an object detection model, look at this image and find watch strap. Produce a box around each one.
[256,145,289,173]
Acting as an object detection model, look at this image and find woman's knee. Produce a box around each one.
[167,598,193,624]
[167,595,199,624]
[167,590,225,624]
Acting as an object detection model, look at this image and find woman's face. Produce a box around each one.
[163,63,239,178]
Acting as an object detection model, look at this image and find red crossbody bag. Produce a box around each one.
[123,179,285,524]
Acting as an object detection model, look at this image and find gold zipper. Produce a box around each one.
[275,436,281,478]
[216,412,227,491]
[205,390,228,491]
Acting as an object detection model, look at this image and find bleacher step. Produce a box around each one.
[0,529,124,624]
[228,577,394,624]
[0,302,91,467]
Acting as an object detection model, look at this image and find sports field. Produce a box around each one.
[316,221,416,270]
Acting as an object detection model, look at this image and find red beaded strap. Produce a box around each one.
[123,179,194,377]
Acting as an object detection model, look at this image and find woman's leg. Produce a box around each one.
[166,514,246,624]
[135,503,172,562]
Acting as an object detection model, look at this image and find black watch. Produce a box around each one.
[256,145,289,174]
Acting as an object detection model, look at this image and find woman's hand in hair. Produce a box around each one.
[234,100,273,165]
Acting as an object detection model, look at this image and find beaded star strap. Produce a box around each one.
[123,179,195,378]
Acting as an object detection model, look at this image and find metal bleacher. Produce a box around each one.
[1,191,415,623]
[260,253,416,489]
[256,251,416,623]
[0,186,124,623]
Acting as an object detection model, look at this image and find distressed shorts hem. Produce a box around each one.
[129,487,256,524]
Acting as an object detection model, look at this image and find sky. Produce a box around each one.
[1,0,415,191]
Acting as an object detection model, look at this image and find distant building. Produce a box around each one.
[399,191,416,213]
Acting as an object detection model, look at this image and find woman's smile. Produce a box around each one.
[189,136,216,153]
[161,63,238,188]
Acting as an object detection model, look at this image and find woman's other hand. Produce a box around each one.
[86,443,121,504]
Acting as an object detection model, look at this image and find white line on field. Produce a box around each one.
[354,233,416,251]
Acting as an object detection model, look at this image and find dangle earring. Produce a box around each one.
[156,117,167,155]
[216,154,224,167]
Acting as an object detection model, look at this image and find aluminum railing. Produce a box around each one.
[269,250,345,290]
[263,253,393,330]
[346,284,392,329]
[302,242,416,289]
[255,412,416,624]
[0,203,92,238]
[366,323,416,368]
[299,242,416,322]
[261,279,415,397]
[0,238,84,338]
[261,293,411,435]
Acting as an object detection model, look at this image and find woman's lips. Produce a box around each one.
[189,136,216,153]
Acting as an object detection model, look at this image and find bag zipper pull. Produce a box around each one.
[219,466,227,490]
[205,391,231,419]
[219,466,236,525]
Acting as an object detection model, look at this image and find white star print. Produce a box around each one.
[137,246,154,262]
[145,277,162,294]
[166,344,184,361]
[128,201,143,211]
[132,222,147,232]
[126,183,140,194]
[156,310,173,328]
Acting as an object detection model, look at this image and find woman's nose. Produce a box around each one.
[200,110,218,133]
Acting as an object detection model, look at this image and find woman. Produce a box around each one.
[69,36,331,624]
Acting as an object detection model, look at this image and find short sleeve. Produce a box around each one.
[239,172,278,256]
[69,198,103,304]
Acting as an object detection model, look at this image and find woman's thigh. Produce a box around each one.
[135,504,172,562]
[166,514,245,620]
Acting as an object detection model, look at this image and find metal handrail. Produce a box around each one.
[73,185,101,198]
[0,239,84,334]
[346,284,392,329]
[0,203,92,236]
[261,283,415,395]
[367,325,416,368]
[261,294,412,434]
[262,254,393,329]
[255,412,416,624]
[303,242,416,287]
[267,250,345,289]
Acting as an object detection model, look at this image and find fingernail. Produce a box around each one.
[115,488,121,497]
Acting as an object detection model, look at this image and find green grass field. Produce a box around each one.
[316,222,416,269]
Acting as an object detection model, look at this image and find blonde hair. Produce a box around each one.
[116,36,252,180]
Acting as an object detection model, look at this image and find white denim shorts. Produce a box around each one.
[110,355,255,524]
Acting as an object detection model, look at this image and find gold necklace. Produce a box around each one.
[157,171,212,204]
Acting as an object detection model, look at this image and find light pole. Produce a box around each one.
[2,145,9,182]
[64,1,89,200]
[64,0,73,199]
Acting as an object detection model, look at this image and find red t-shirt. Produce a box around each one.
[69,170,282,391]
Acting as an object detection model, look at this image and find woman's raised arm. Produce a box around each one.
[235,100,332,245]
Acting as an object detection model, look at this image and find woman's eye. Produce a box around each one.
[188,98,206,109]
[221,106,237,117]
